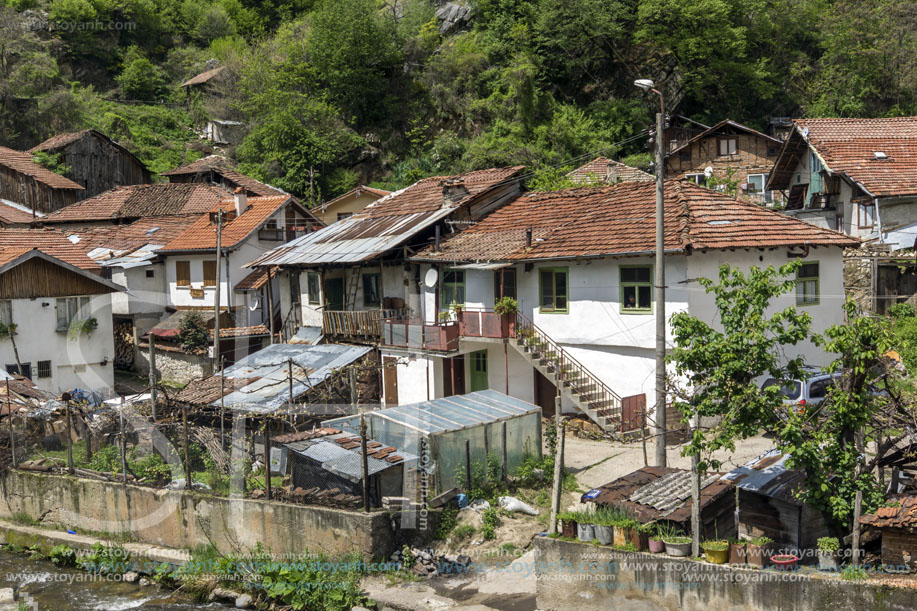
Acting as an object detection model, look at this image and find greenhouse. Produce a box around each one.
[324,390,542,494]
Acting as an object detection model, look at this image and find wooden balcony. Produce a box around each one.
[457,309,515,339]
[323,309,408,340]
[381,319,460,352]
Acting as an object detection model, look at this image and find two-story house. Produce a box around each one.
[567,157,653,185]
[310,185,391,225]
[0,229,121,394]
[162,155,290,198]
[247,166,525,344]
[665,119,783,205]
[767,117,917,249]
[379,180,856,433]
[157,190,319,363]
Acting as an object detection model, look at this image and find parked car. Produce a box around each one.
[760,369,837,411]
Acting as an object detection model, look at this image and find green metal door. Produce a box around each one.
[469,350,488,392]
[325,277,344,311]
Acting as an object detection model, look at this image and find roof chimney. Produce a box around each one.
[233,186,247,216]
[441,178,470,208]
[525,227,532,248]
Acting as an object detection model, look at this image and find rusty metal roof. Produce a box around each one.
[587,467,734,525]
[720,448,808,504]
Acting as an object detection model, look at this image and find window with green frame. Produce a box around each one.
[796,262,819,305]
[620,265,652,312]
[442,270,465,309]
[307,272,321,305]
[362,273,380,307]
[539,268,568,313]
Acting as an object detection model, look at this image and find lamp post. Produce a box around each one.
[635,78,667,467]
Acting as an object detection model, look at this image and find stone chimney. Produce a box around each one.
[233,186,247,216]
[441,178,470,208]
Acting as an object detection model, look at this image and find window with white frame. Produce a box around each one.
[718,137,737,156]
[0,300,11,327]
[746,174,773,203]
[56,297,90,331]
[796,262,819,306]
[685,173,707,186]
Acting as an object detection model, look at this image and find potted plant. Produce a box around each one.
[494,297,518,337]
[576,508,596,542]
[728,538,746,565]
[817,537,840,572]
[592,507,614,546]
[702,540,729,564]
[647,524,665,554]
[630,522,652,552]
[770,554,799,571]
[658,524,691,557]
[745,536,773,568]
[558,512,577,539]
[610,510,633,547]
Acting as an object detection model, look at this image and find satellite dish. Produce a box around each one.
[249,295,260,311]
[704,166,714,178]
[424,268,439,288]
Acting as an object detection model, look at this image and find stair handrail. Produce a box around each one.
[515,310,623,417]
[280,300,301,342]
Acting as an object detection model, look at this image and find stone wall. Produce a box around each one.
[844,247,875,314]
[534,538,917,611]
[134,343,212,385]
[0,470,406,561]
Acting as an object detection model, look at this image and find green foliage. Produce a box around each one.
[841,565,868,581]
[702,540,729,551]
[817,536,840,552]
[68,316,98,340]
[669,261,811,471]
[887,303,915,319]
[435,505,459,540]
[49,544,78,567]
[0,323,16,339]
[494,296,519,316]
[80,543,131,575]
[31,151,71,176]
[178,312,209,353]
[481,505,499,540]
[89,444,122,473]
[116,47,170,102]
[747,535,773,546]
[452,524,476,541]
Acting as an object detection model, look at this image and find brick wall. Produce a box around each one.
[881,528,917,570]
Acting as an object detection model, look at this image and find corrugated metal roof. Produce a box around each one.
[720,448,807,504]
[325,390,540,436]
[248,207,454,266]
[215,343,372,413]
[629,470,721,514]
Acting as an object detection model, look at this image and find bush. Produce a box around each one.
[453,524,476,541]
[888,303,916,319]
[435,505,458,540]
[178,312,210,353]
[817,536,839,552]
[49,544,77,567]
[481,506,498,540]
[89,444,122,473]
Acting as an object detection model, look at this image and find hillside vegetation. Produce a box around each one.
[2,0,916,198]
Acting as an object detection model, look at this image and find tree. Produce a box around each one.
[668,261,811,471]
[178,312,209,353]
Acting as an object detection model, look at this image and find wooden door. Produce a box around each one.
[469,350,488,392]
[383,356,399,406]
[621,394,646,432]
[325,277,344,311]
[442,354,466,397]
[494,268,517,300]
[533,369,556,418]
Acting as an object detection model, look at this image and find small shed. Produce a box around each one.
[324,390,542,495]
[859,494,917,570]
[720,448,829,550]
[586,467,736,538]
[277,428,416,507]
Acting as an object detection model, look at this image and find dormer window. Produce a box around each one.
[874,151,888,160]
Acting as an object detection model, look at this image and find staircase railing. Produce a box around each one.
[280,301,301,342]
[515,310,623,424]
[323,308,409,339]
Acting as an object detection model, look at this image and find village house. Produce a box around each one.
[29,129,151,199]
[153,190,319,368]
[310,185,391,225]
[665,119,783,205]
[0,146,84,214]
[767,117,917,247]
[246,166,525,348]
[383,180,856,433]
[567,157,653,185]
[161,156,291,199]
[0,229,121,394]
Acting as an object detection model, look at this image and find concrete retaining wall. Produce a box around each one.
[534,538,917,611]
[0,470,400,560]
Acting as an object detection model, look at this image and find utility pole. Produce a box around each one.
[263,418,272,500]
[148,334,157,421]
[690,414,701,557]
[6,380,15,469]
[635,78,667,468]
[219,357,226,448]
[63,392,74,475]
[549,393,564,534]
[213,209,223,370]
[119,395,127,484]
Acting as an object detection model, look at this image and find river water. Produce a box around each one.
[0,549,232,610]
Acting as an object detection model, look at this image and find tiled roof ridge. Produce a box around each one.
[670,181,694,250]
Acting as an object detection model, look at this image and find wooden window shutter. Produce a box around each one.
[176,261,191,287]
[203,260,217,287]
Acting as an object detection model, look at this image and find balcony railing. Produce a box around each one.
[323,309,408,340]
[257,228,309,242]
[381,319,460,352]
[457,308,514,339]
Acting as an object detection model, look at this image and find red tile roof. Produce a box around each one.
[63,215,195,253]
[0,228,100,270]
[414,180,858,262]
[668,118,781,156]
[788,117,917,197]
[0,146,83,191]
[0,200,39,225]
[161,155,283,197]
[235,266,277,291]
[568,157,653,184]
[160,195,292,252]
[860,494,917,529]
[42,183,227,223]
[362,166,524,218]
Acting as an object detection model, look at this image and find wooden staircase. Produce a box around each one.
[510,312,623,433]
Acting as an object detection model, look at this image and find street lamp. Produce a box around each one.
[635,78,667,468]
